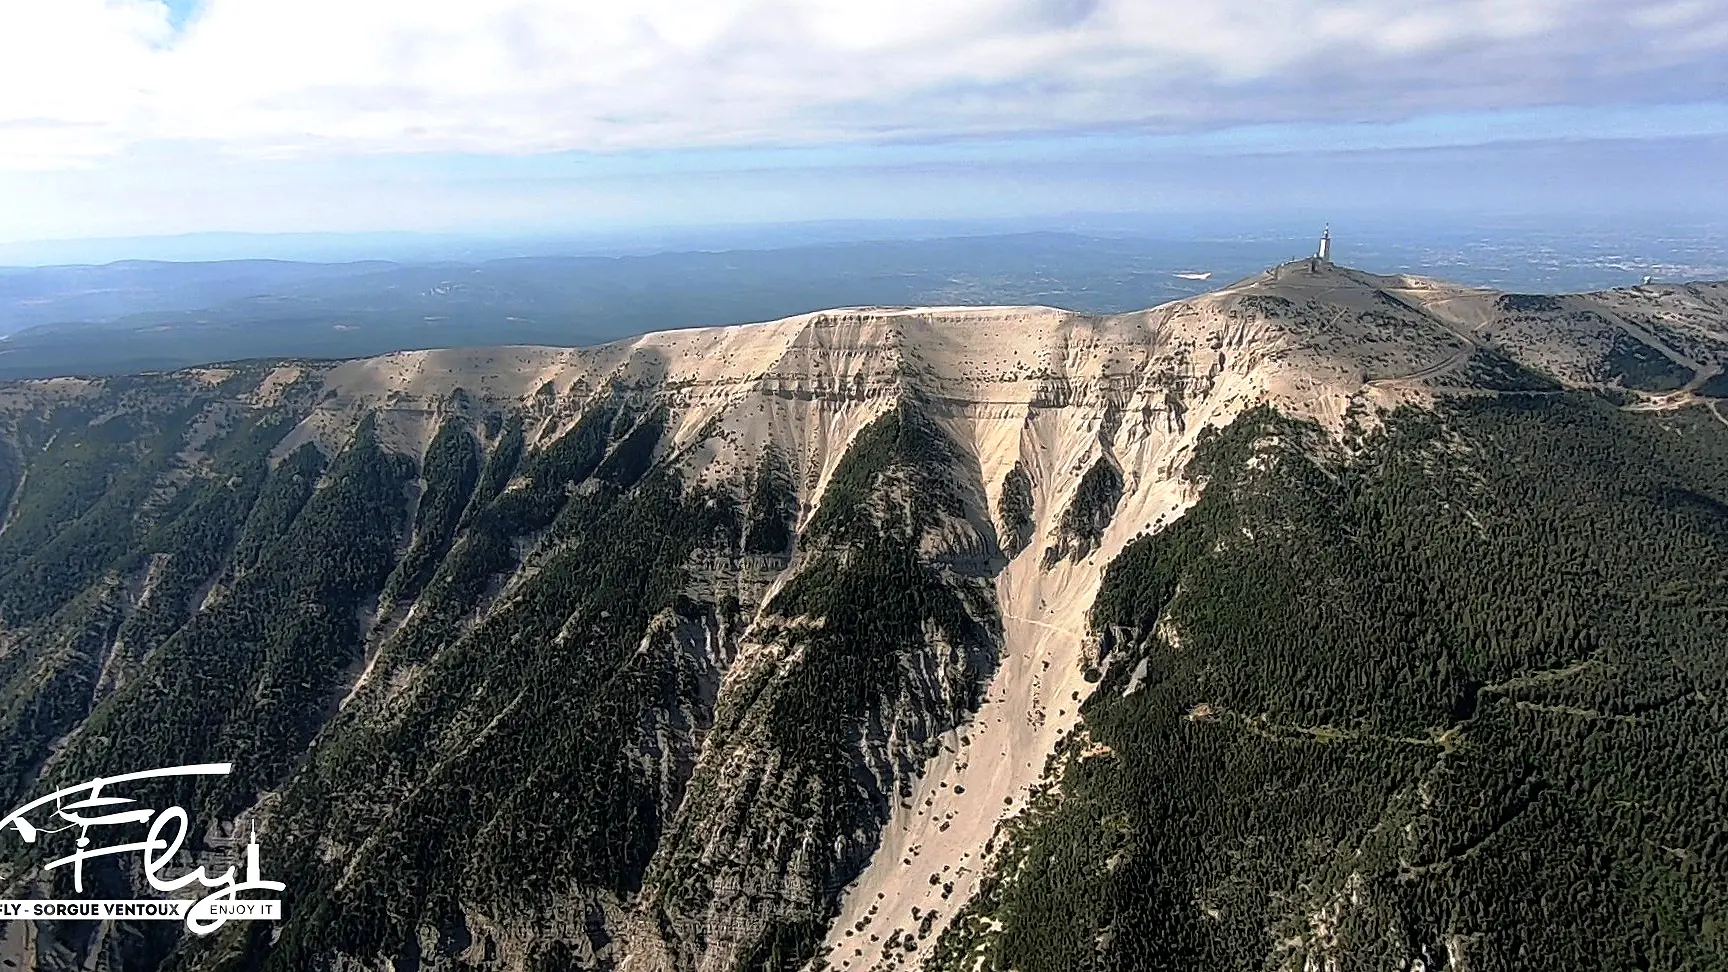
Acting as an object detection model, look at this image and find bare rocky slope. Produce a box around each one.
[0,262,1725,972]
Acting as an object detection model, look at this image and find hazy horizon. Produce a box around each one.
[5,207,1726,269]
[5,2,1725,257]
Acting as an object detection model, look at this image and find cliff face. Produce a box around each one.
[0,265,1724,972]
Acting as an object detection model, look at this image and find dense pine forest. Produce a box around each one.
[932,395,1728,972]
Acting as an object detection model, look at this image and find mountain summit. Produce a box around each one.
[1,267,1726,972]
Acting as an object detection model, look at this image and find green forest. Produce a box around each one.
[933,395,1728,972]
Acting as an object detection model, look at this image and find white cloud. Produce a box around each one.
[0,0,1724,169]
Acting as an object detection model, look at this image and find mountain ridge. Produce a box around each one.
[0,262,1724,972]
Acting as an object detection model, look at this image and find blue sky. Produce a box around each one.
[161,0,198,30]
[1,0,1725,246]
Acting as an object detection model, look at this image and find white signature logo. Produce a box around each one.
[0,763,285,934]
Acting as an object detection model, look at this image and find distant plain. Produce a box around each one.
[3,219,1724,381]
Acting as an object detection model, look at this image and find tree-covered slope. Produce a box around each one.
[933,396,1728,972]
[638,405,1001,972]
[0,379,1009,972]
[0,369,327,817]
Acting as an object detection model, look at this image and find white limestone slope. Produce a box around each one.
[803,271,1728,972]
[280,266,1458,969]
[264,280,1314,967]
[810,307,1325,972]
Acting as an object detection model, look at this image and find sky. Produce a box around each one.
[1,0,1726,249]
